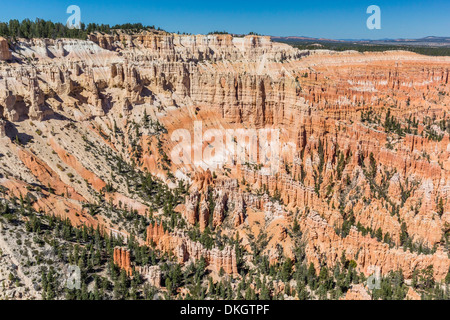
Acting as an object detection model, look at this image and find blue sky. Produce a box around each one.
[0,0,449,39]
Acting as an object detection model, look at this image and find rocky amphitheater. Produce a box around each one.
[0,29,450,300]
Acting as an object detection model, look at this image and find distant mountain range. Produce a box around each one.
[271,36,450,47]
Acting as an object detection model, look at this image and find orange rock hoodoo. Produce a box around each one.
[113,247,132,276]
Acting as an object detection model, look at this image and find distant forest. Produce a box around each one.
[277,40,450,57]
[0,19,161,41]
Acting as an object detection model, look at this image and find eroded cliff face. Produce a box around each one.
[1,31,450,299]
[88,32,304,62]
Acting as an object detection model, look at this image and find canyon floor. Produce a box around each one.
[0,30,450,300]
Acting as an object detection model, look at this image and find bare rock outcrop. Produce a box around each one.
[341,284,372,300]
[0,119,6,138]
[0,37,11,61]
[140,265,162,287]
[184,188,200,225]
[213,190,228,228]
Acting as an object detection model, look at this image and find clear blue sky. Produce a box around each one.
[0,0,449,39]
